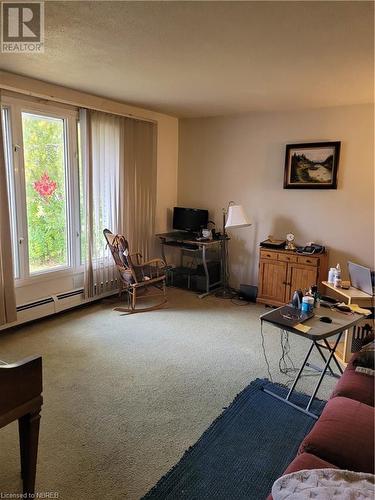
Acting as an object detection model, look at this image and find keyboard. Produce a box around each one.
[181,243,199,250]
[161,231,196,241]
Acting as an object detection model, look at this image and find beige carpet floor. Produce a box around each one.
[0,288,337,500]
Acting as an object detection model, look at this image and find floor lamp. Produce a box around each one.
[215,202,252,298]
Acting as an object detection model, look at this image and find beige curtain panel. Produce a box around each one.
[0,103,17,325]
[80,109,157,299]
[119,117,157,261]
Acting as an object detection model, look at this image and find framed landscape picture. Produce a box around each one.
[284,141,341,189]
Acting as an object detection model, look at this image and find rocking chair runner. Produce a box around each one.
[103,229,167,313]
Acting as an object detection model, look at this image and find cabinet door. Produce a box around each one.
[258,259,288,304]
[286,264,318,302]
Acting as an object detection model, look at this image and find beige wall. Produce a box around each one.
[178,104,374,288]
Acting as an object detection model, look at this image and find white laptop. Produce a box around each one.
[348,261,374,296]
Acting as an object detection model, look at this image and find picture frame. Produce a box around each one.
[284,141,341,189]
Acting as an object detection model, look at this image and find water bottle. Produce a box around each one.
[302,296,314,313]
[328,268,336,284]
[334,263,341,287]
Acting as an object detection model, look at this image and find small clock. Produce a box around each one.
[285,233,296,251]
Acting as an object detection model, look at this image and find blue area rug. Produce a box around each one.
[143,378,326,500]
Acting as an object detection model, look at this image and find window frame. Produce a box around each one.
[1,106,19,278]
[1,95,82,286]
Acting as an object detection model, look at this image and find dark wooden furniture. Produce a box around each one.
[257,248,328,307]
[0,355,43,494]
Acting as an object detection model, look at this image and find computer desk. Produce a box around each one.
[156,233,227,298]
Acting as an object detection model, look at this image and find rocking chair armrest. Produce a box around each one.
[140,258,167,268]
[130,252,143,265]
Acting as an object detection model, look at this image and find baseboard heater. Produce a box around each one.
[16,288,84,313]
[56,289,84,300]
[17,288,83,312]
[3,284,118,330]
[16,296,55,312]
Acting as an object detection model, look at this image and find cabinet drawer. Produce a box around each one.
[278,253,298,263]
[260,250,277,260]
[297,255,319,266]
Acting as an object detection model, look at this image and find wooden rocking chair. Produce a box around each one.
[104,229,167,313]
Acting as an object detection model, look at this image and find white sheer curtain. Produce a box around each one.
[80,109,157,299]
[80,109,121,298]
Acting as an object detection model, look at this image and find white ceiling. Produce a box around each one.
[0,1,373,117]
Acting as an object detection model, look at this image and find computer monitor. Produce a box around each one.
[172,207,209,232]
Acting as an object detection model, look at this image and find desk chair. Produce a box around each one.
[0,355,43,494]
[104,229,167,313]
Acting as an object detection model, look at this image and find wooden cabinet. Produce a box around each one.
[286,264,318,303]
[258,259,287,304]
[257,248,328,307]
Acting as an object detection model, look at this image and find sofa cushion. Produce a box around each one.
[283,452,337,475]
[299,397,374,473]
[266,453,337,499]
[331,357,374,406]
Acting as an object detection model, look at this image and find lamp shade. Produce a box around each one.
[225,204,252,229]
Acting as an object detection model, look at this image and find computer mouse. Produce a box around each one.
[320,316,332,323]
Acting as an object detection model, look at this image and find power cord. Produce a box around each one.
[260,320,273,382]
[223,247,253,305]
[278,330,297,376]
[260,323,315,386]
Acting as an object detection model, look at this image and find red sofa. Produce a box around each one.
[267,350,374,499]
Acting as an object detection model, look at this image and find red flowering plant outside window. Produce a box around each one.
[33,172,57,200]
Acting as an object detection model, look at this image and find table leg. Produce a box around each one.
[19,409,41,495]
[202,245,209,294]
[323,339,344,375]
[197,245,213,298]
[308,342,335,377]
[18,418,26,480]
[263,331,344,419]
[285,341,315,400]
[306,332,343,412]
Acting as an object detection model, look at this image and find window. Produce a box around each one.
[22,112,69,273]
[1,97,80,282]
